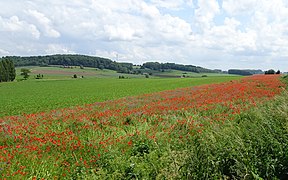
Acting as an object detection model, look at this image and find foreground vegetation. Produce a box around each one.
[0,76,241,117]
[0,75,287,179]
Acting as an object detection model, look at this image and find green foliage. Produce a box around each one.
[20,68,31,79]
[265,69,276,74]
[1,54,133,73]
[228,69,253,76]
[178,91,288,179]
[1,76,287,179]
[35,74,44,79]
[0,58,16,82]
[142,62,218,73]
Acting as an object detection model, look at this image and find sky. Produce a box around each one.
[0,0,288,71]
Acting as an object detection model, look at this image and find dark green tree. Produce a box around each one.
[1,60,9,81]
[0,61,3,82]
[0,59,15,82]
[276,70,280,74]
[265,69,275,75]
[20,68,31,80]
[7,59,16,81]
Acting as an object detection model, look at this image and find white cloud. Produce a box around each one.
[194,0,220,31]
[0,16,40,39]
[27,10,60,38]
[222,0,258,15]
[151,0,185,9]
[0,0,288,71]
[0,48,10,56]
[45,44,75,54]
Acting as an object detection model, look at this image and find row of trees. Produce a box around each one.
[228,69,253,76]
[142,62,218,73]
[264,69,280,74]
[0,58,16,82]
[1,55,221,75]
[2,54,134,74]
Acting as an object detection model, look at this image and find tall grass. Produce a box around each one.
[98,89,288,179]
[179,89,288,179]
[1,76,287,179]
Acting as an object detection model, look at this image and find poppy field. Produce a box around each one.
[0,76,241,117]
[1,75,288,179]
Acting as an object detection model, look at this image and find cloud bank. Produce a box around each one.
[0,0,288,71]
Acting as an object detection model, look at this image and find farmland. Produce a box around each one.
[0,67,241,117]
[1,74,287,179]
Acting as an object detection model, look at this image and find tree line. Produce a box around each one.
[228,69,280,76]
[1,55,220,74]
[0,58,16,82]
[228,69,253,76]
[2,54,134,74]
[142,62,218,73]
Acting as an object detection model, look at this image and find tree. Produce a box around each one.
[264,69,275,75]
[1,60,9,81]
[276,70,281,74]
[0,59,16,82]
[7,59,16,81]
[20,68,31,79]
[0,61,3,82]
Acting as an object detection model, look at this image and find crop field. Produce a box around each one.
[0,76,241,117]
[16,66,144,80]
[15,66,239,80]
[153,69,239,78]
[1,75,287,179]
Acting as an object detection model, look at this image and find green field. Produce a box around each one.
[1,75,287,179]
[153,69,239,77]
[0,75,242,117]
[15,66,145,80]
[15,66,239,80]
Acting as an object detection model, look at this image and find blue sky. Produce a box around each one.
[0,0,288,71]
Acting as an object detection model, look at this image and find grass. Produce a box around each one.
[179,89,288,179]
[16,66,238,80]
[0,75,286,179]
[153,69,239,77]
[0,76,242,117]
[16,66,145,80]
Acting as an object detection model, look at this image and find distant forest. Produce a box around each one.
[141,62,218,73]
[3,54,133,73]
[0,54,220,74]
[228,69,264,76]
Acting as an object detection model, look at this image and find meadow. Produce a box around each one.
[1,74,287,179]
[0,68,241,117]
